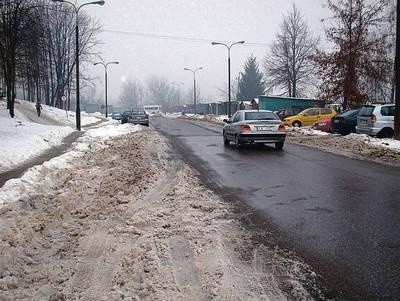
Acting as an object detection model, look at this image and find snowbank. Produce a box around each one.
[0,122,142,206]
[345,133,400,152]
[0,99,104,172]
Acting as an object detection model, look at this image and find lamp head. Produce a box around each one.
[93,0,105,5]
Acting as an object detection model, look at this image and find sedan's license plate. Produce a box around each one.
[257,126,270,131]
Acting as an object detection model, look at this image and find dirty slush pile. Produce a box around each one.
[0,128,322,300]
[287,132,400,167]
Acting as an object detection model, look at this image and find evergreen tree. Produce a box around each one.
[237,55,265,101]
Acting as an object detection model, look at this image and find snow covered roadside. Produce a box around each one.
[287,128,400,167]
[0,99,104,173]
[167,113,400,166]
[0,122,141,206]
[287,127,400,152]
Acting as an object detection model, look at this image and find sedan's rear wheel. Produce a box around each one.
[275,141,284,150]
[223,132,230,146]
[234,135,241,149]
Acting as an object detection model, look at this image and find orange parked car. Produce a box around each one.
[283,107,337,127]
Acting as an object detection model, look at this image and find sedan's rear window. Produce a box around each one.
[245,112,278,121]
[359,106,375,116]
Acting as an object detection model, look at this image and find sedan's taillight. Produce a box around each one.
[278,124,286,131]
[371,114,376,123]
[240,124,251,131]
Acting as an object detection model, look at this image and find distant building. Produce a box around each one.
[257,95,318,111]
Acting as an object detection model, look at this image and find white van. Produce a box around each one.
[356,104,395,138]
[143,105,162,115]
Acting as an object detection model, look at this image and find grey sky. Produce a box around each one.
[85,1,331,105]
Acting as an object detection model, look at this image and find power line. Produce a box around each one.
[102,29,272,48]
[102,29,334,51]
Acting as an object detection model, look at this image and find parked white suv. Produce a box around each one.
[356,104,395,138]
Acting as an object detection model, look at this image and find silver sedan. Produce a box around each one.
[223,110,286,149]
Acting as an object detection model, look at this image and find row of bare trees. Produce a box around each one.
[119,75,199,111]
[0,0,100,118]
[263,1,394,110]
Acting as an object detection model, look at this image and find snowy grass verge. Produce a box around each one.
[0,123,142,207]
[0,99,105,172]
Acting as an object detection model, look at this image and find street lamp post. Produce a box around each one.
[52,0,105,130]
[93,61,119,118]
[211,41,245,117]
[184,67,203,115]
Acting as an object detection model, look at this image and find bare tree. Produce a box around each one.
[263,4,319,98]
[146,75,171,109]
[0,0,35,117]
[216,80,237,101]
[313,0,391,109]
[186,86,201,105]
[18,2,48,105]
[45,3,101,109]
[0,0,102,118]
[395,0,400,140]
[120,79,144,109]
[167,86,182,107]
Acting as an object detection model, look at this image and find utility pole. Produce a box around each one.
[211,41,245,117]
[52,0,105,130]
[184,67,203,115]
[94,61,119,118]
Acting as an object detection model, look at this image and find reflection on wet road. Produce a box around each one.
[152,117,400,300]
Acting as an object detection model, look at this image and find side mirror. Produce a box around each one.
[223,119,231,123]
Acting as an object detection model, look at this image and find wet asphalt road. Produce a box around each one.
[152,117,400,300]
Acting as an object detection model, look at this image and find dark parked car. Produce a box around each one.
[331,109,360,135]
[111,112,122,120]
[121,110,149,126]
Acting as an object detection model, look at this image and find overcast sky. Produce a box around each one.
[84,0,331,105]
